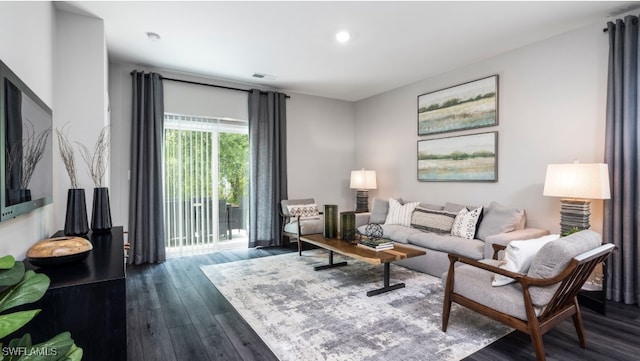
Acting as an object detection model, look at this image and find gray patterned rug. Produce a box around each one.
[200,250,512,361]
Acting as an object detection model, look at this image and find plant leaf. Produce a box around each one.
[5,333,33,361]
[0,271,50,313]
[0,310,40,339]
[20,331,74,361]
[0,262,25,287]
[61,344,83,361]
[0,256,15,270]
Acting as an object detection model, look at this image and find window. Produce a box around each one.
[163,113,248,257]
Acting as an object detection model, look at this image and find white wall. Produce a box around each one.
[108,62,357,227]
[53,10,108,229]
[286,93,356,211]
[354,23,609,234]
[0,2,55,258]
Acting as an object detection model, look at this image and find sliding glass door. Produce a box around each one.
[163,114,248,257]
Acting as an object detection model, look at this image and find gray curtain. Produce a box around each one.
[129,71,166,264]
[248,89,288,247]
[604,16,640,305]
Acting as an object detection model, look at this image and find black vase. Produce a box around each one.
[64,188,89,236]
[91,187,112,232]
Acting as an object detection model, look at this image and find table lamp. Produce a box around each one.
[350,168,377,212]
[543,163,610,234]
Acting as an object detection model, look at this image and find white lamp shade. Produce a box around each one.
[543,163,611,200]
[350,169,377,190]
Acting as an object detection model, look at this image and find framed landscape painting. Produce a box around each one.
[417,75,498,136]
[417,132,498,182]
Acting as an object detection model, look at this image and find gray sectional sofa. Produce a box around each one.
[355,198,550,277]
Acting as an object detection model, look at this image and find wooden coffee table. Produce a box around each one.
[299,233,426,296]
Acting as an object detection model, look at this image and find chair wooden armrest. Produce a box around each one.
[447,253,524,280]
[492,243,507,260]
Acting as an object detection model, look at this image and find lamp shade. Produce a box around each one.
[350,169,377,190]
[543,163,610,200]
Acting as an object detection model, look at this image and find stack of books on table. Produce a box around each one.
[357,238,394,251]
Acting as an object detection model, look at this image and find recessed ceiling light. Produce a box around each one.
[336,31,351,43]
[146,32,161,42]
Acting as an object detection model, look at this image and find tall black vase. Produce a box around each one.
[64,188,89,236]
[91,187,112,233]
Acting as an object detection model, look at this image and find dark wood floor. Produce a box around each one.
[127,246,640,361]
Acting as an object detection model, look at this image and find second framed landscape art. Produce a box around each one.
[417,75,498,136]
[417,132,498,182]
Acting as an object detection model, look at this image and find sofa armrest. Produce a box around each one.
[483,228,550,259]
[355,212,371,228]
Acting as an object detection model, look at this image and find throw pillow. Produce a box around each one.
[491,234,560,287]
[286,203,319,221]
[384,198,419,227]
[476,201,526,241]
[410,207,458,234]
[450,206,483,240]
[369,197,402,224]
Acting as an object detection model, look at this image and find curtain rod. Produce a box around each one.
[603,17,639,32]
[161,76,290,98]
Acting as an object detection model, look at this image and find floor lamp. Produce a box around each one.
[543,163,610,235]
[350,169,377,212]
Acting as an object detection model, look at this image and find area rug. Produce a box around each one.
[200,250,512,361]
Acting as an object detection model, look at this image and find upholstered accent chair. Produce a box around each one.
[280,198,323,256]
[442,230,615,361]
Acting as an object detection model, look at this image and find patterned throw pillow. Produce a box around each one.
[410,207,458,234]
[384,198,419,227]
[286,204,320,221]
[451,206,484,239]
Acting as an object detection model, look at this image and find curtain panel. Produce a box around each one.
[129,71,166,264]
[248,90,288,247]
[604,16,640,305]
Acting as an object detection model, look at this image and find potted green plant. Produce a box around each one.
[0,254,82,360]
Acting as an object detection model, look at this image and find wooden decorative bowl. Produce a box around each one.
[27,236,93,267]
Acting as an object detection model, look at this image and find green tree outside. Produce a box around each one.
[164,129,248,205]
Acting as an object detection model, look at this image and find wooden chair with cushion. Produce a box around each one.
[280,198,323,256]
[441,230,615,361]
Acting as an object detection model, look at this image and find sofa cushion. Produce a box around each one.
[444,259,542,321]
[444,202,478,213]
[369,198,402,224]
[527,230,602,307]
[283,216,324,235]
[451,206,483,240]
[358,224,422,244]
[410,207,457,234]
[418,203,444,211]
[408,232,484,259]
[492,234,560,286]
[476,202,525,241]
[385,198,419,227]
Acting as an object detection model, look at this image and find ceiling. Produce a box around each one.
[60,1,638,102]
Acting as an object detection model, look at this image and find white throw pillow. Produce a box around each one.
[492,234,561,287]
[450,206,483,239]
[384,198,419,227]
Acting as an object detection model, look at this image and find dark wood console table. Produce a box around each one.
[19,226,127,360]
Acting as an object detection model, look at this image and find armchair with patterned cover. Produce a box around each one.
[280,198,323,256]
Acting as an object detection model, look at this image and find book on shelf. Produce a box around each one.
[357,238,394,251]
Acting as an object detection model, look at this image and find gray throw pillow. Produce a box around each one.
[476,201,525,241]
[369,197,403,224]
[527,230,601,307]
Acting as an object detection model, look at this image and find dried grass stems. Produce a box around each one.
[77,126,110,188]
[56,125,79,189]
[6,122,51,189]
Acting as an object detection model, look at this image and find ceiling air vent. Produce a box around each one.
[252,73,276,80]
